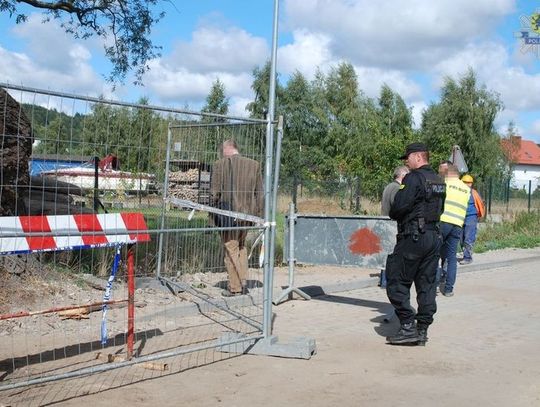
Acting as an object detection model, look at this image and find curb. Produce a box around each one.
[135,254,540,319]
[296,254,540,299]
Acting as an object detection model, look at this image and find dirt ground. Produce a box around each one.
[1,248,540,406]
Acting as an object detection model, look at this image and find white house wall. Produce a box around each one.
[512,164,540,190]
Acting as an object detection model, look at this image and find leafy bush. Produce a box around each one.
[476,211,540,253]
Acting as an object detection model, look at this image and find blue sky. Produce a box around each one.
[1,0,540,142]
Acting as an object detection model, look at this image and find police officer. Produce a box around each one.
[386,142,445,346]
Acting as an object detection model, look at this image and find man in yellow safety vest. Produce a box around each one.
[437,163,471,297]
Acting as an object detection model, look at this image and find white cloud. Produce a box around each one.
[283,0,515,70]
[278,30,334,77]
[167,25,268,74]
[0,45,105,97]
[144,60,254,104]
[353,66,422,101]
[527,120,540,143]
[433,42,540,112]
[410,101,428,128]
[229,97,251,117]
[141,23,272,111]
[12,14,95,74]
[2,14,107,96]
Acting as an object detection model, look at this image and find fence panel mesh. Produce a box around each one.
[0,84,269,404]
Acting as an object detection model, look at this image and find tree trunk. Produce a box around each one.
[0,88,33,216]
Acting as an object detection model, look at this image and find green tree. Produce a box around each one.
[369,85,415,196]
[317,62,362,178]
[280,71,324,189]
[421,69,504,181]
[201,79,230,158]
[378,84,413,138]
[202,79,229,120]
[246,61,283,119]
[1,0,165,84]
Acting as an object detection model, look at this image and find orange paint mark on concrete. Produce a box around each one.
[348,228,381,255]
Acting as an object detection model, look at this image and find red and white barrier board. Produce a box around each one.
[0,213,150,255]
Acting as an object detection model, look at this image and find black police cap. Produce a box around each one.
[399,142,429,159]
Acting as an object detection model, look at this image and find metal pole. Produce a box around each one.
[93,156,99,212]
[488,177,493,214]
[156,125,173,278]
[273,202,310,305]
[262,0,279,338]
[127,244,135,359]
[528,180,532,213]
[292,173,298,207]
[267,116,284,288]
[355,177,361,213]
[506,177,510,213]
[288,202,296,288]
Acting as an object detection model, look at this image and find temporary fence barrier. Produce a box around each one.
[284,214,397,269]
[0,82,314,404]
[0,212,149,391]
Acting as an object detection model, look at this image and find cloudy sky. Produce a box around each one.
[1,0,539,142]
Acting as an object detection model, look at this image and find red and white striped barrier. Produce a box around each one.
[0,213,150,255]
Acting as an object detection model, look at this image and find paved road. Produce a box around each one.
[4,251,540,407]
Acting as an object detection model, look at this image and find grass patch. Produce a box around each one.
[476,211,540,253]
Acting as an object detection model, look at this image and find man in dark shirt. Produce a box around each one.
[386,142,445,346]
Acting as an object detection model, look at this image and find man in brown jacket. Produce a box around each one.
[210,139,264,296]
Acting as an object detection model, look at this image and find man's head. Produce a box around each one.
[445,163,460,178]
[400,142,429,170]
[461,174,474,187]
[393,165,409,183]
[221,139,239,157]
[438,160,453,178]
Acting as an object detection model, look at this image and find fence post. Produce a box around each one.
[273,202,311,305]
[292,173,298,208]
[355,177,361,213]
[505,178,510,213]
[127,244,135,359]
[528,180,532,213]
[156,125,173,278]
[262,0,279,339]
[488,177,493,214]
[266,116,284,304]
[93,156,100,212]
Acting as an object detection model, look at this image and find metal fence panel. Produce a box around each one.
[286,215,397,269]
[0,83,272,399]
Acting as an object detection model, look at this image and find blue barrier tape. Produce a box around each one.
[101,245,122,345]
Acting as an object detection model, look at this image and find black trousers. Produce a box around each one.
[385,230,442,327]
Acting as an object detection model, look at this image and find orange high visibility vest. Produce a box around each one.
[472,188,485,218]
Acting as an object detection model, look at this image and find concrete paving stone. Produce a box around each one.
[2,247,539,407]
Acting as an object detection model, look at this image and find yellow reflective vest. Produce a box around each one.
[440,178,471,227]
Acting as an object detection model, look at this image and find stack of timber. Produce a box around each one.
[168,168,211,204]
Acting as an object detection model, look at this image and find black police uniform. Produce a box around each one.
[386,164,445,342]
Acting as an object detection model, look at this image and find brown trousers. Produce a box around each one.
[221,230,248,293]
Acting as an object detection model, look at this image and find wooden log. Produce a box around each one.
[23,196,95,215]
[29,175,85,196]
[18,188,74,205]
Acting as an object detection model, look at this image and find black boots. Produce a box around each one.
[386,323,429,346]
[386,322,419,345]
[417,326,428,346]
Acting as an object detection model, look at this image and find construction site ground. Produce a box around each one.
[1,247,540,406]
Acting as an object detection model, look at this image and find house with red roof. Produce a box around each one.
[502,136,540,190]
